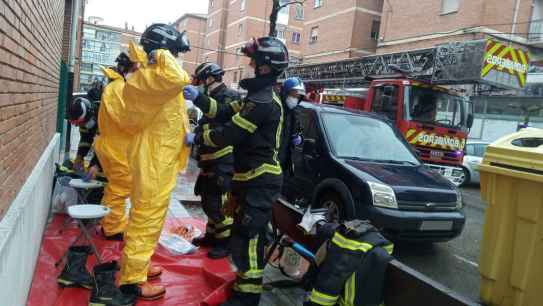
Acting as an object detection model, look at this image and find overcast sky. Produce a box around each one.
[85,0,208,32]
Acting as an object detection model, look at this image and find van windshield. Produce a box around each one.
[321,113,420,165]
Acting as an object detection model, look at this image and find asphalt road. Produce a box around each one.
[394,185,486,302]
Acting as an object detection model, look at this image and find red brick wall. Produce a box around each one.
[0,0,65,216]
[378,0,535,53]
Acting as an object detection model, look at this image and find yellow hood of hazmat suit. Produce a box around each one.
[119,41,191,285]
[94,67,131,237]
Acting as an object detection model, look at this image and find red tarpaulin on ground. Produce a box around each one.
[27,215,235,306]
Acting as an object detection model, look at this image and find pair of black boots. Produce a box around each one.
[192,234,230,259]
[57,246,135,306]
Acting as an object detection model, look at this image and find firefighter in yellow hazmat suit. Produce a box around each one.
[116,24,192,301]
[94,53,134,241]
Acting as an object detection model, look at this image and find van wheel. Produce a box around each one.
[318,193,345,223]
[459,167,470,187]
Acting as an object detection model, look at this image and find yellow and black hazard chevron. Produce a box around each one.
[481,40,529,88]
[323,95,345,105]
[405,129,466,151]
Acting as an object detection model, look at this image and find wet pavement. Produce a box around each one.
[174,160,486,304]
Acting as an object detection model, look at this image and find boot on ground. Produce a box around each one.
[207,239,230,259]
[57,245,94,289]
[192,233,215,247]
[219,292,261,306]
[120,282,166,301]
[89,261,136,306]
[147,265,162,280]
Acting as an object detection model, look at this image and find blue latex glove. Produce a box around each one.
[83,166,98,182]
[183,85,200,101]
[185,132,196,145]
[292,135,302,146]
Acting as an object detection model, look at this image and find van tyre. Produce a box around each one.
[318,192,345,223]
[459,167,470,187]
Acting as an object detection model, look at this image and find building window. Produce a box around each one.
[295,5,304,20]
[314,0,323,8]
[209,18,213,28]
[441,0,459,14]
[310,26,319,43]
[241,0,246,11]
[233,71,238,83]
[238,23,244,36]
[236,47,242,65]
[210,0,214,8]
[278,29,285,39]
[370,20,380,41]
[292,32,301,44]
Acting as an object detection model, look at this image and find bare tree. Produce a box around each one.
[269,0,306,37]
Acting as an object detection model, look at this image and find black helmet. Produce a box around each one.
[87,80,104,101]
[115,52,134,71]
[241,36,289,74]
[194,62,225,82]
[68,97,92,123]
[140,23,191,56]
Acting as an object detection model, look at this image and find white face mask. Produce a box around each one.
[286,96,299,110]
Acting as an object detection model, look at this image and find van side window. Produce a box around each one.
[371,86,397,121]
[298,109,318,142]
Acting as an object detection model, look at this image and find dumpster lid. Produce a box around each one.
[483,128,543,172]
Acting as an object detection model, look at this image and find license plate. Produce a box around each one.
[420,221,453,231]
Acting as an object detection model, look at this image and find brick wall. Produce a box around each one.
[0,0,65,216]
[176,15,207,75]
[378,0,535,53]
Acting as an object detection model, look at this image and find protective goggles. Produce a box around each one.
[241,38,259,58]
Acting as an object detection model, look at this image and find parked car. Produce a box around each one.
[283,102,465,242]
[461,141,489,185]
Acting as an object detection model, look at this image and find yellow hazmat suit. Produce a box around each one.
[94,67,131,236]
[119,41,191,285]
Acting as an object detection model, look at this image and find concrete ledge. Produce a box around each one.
[0,134,60,306]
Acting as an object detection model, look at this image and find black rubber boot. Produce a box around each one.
[101,228,124,241]
[207,239,230,259]
[89,261,136,306]
[57,245,94,289]
[219,292,261,306]
[192,233,215,247]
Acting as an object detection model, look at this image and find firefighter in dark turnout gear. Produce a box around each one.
[184,36,289,306]
[304,220,394,306]
[68,87,102,179]
[279,77,305,177]
[191,62,241,259]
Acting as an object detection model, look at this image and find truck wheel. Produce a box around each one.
[459,167,471,187]
[318,193,345,223]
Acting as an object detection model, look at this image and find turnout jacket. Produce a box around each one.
[193,76,284,188]
[196,83,240,170]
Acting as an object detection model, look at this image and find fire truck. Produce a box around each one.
[285,39,529,185]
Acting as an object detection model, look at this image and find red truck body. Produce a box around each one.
[307,77,472,185]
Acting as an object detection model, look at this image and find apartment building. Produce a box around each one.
[377,0,543,54]
[175,14,208,74]
[301,0,384,64]
[80,18,140,90]
[204,0,305,86]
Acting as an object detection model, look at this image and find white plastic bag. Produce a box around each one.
[159,233,198,256]
[52,176,78,214]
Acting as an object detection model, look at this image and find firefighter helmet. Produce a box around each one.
[241,36,289,74]
[194,62,225,82]
[140,23,191,56]
[282,77,306,97]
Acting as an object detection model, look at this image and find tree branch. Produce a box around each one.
[278,0,306,10]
